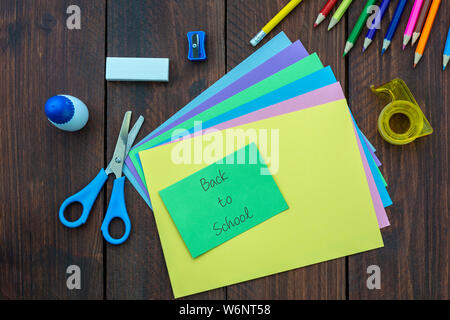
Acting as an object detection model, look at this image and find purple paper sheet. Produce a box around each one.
[369,146,382,166]
[134,40,308,148]
[161,82,389,228]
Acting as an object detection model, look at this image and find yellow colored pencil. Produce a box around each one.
[250,0,304,46]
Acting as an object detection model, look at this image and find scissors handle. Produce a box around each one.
[59,168,108,228]
[101,177,131,245]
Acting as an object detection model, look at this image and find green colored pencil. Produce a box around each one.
[328,0,353,30]
[343,0,378,56]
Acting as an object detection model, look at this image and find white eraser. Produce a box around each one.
[106,57,169,82]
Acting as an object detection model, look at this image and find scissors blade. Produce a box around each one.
[106,111,131,178]
[125,115,144,156]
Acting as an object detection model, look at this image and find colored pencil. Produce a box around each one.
[250,0,303,46]
[444,27,450,70]
[414,0,441,68]
[328,0,353,31]
[314,0,339,27]
[382,0,408,54]
[343,0,378,56]
[411,0,432,45]
[363,0,391,52]
[403,0,424,49]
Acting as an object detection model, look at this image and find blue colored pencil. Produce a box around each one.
[443,27,450,70]
[363,0,392,52]
[382,0,408,54]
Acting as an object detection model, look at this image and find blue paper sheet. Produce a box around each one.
[124,33,391,210]
[124,32,293,206]
[134,65,392,209]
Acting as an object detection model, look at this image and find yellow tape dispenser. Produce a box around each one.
[371,79,433,145]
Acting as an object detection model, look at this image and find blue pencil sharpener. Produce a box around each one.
[187,31,206,61]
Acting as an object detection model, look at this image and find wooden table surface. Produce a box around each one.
[0,0,448,300]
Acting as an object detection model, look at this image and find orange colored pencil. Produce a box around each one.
[414,0,441,68]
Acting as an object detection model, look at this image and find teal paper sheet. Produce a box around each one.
[124,32,292,206]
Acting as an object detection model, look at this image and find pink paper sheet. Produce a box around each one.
[159,82,390,228]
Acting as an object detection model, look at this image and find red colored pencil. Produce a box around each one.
[314,0,339,27]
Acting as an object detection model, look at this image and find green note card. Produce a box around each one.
[159,143,289,258]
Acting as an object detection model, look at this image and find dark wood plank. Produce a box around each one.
[347,0,448,299]
[2,0,446,301]
[106,0,226,299]
[225,0,347,299]
[0,0,105,299]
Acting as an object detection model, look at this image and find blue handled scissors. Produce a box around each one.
[59,111,144,245]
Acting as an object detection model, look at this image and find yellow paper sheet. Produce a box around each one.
[140,99,384,298]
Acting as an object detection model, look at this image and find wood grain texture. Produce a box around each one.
[0,0,105,299]
[1,0,448,300]
[105,0,226,300]
[225,0,346,300]
[347,0,448,300]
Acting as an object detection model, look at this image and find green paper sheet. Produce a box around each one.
[159,143,289,258]
[129,53,324,183]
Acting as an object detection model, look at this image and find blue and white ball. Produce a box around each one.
[45,95,89,132]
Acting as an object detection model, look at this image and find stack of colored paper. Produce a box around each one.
[123,32,393,298]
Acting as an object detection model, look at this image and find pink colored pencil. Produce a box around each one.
[403,0,424,49]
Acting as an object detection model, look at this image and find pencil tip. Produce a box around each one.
[328,18,337,31]
[343,42,353,56]
[414,53,422,67]
[413,64,417,69]
[381,49,385,55]
[412,33,420,46]
[315,14,325,27]
[363,38,372,52]
[403,35,411,48]
[444,56,449,70]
